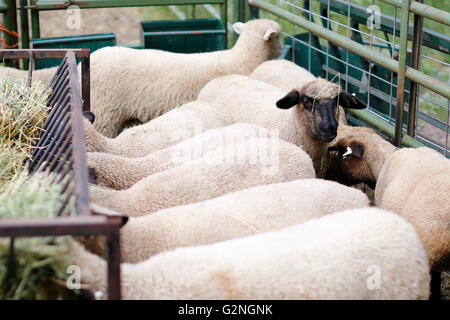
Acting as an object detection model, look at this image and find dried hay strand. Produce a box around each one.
[0,77,81,300]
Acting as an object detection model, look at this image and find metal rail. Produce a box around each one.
[22,0,228,48]
[0,49,122,300]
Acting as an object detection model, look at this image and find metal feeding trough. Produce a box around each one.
[0,49,123,300]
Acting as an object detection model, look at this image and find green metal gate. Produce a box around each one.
[246,0,449,157]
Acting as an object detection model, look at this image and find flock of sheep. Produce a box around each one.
[2,19,449,300]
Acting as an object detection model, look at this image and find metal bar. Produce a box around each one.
[407,0,424,137]
[3,0,18,67]
[347,109,424,148]
[30,8,40,39]
[106,228,121,300]
[393,0,410,147]
[27,51,33,86]
[0,48,90,59]
[29,0,225,10]
[0,216,123,238]
[81,55,90,111]
[381,0,450,26]
[222,0,228,48]
[66,51,90,217]
[20,0,31,69]
[31,118,71,173]
[248,0,450,100]
[3,0,18,47]
[44,135,71,171]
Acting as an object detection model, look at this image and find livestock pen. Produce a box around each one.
[0,0,448,300]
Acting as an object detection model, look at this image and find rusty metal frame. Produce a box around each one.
[0,49,121,300]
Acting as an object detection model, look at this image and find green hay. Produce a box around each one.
[0,78,80,300]
[0,172,79,300]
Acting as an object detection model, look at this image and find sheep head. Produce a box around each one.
[232,19,282,60]
[325,127,396,188]
[276,78,367,143]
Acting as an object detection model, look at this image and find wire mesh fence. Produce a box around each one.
[248,0,449,156]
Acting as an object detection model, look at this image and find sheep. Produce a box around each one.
[68,208,430,299]
[83,74,366,167]
[84,179,369,263]
[88,19,282,137]
[249,59,348,125]
[88,123,271,190]
[248,59,353,177]
[82,101,228,157]
[89,136,315,216]
[196,74,367,172]
[327,128,449,271]
[0,65,57,85]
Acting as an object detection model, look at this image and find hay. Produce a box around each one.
[0,172,79,300]
[0,78,80,300]
[0,78,51,150]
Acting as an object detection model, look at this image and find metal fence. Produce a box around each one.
[247,0,449,156]
[0,49,123,300]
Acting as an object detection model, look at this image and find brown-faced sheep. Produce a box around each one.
[328,128,449,271]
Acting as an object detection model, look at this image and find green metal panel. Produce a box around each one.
[32,33,116,69]
[249,0,450,100]
[140,19,225,53]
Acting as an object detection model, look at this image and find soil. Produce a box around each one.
[39,8,141,44]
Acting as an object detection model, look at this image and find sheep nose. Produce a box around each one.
[323,126,337,135]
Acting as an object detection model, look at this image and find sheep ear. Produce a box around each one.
[342,142,364,159]
[263,28,278,41]
[338,92,367,109]
[232,22,245,35]
[83,111,95,124]
[276,90,300,109]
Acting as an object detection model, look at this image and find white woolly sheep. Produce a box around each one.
[83,74,366,168]
[89,136,315,216]
[85,179,369,263]
[0,65,57,85]
[88,123,270,189]
[249,59,347,125]
[69,208,430,299]
[196,75,367,172]
[83,101,228,157]
[88,19,282,137]
[328,129,449,271]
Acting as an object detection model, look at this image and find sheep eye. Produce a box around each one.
[302,96,313,110]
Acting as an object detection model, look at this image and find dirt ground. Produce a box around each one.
[39,8,141,44]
